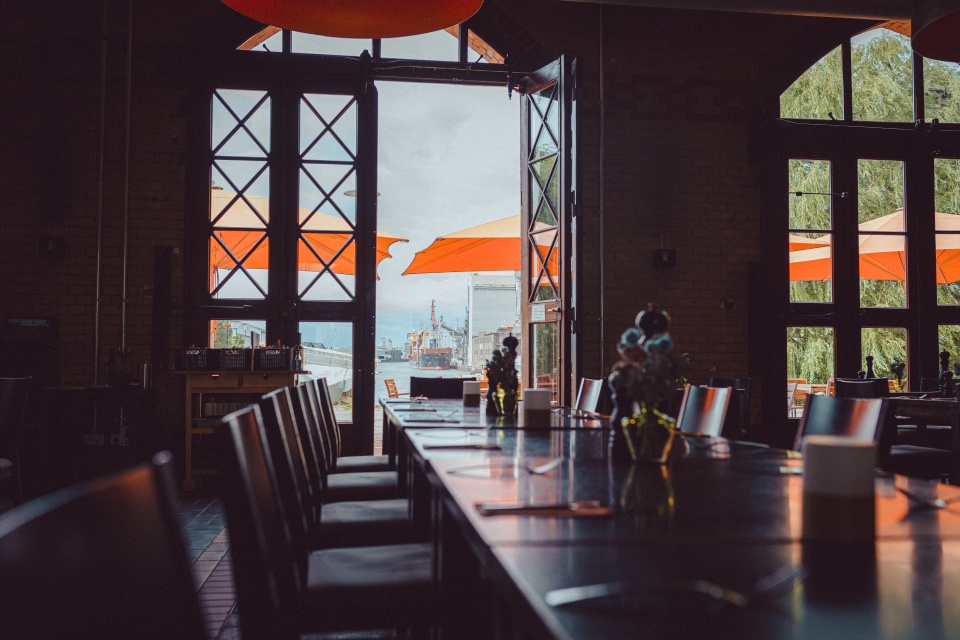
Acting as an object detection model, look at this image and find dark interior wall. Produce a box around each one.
[0,0,876,455]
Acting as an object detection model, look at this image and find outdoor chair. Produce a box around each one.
[675,384,732,438]
[409,376,465,399]
[792,395,888,452]
[218,405,436,640]
[0,451,206,640]
[384,379,407,399]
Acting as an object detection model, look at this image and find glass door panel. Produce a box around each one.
[788,159,833,303]
[861,327,907,382]
[300,322,355,425]
[858,159,905,308]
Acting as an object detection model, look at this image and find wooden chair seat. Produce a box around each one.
[333,453,391,473]
[319,498,416,548]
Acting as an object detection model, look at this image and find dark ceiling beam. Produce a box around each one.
[556,0,912,21]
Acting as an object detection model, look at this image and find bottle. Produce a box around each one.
[293,345,303,371]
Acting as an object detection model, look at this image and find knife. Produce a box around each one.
[422,443,501,450]
[476,499,612,517]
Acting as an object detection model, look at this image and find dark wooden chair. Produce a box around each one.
[219,405,435,640]
[309,377,392,473]
[675,384,732,437]
[833,377,890,398]
[409,376,465,399]
[793,394,888,452]
[261,387,414,549]
[881,397,958,480]
[708,377,752,438]
[0,451,205,640]
[0,376,32,503]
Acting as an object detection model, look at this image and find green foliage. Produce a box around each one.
[780,46,842,120]
[212,321,247,348]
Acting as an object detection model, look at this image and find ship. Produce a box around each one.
[407,300,457,370]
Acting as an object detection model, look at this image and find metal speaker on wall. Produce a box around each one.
[912,0,960,62]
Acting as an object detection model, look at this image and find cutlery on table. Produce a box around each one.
[897,486,960,510]
[475,499,611,517]
[392,407,438,412]
[406,418,460,423]
[422,443,501,450]
[545,563,807,609]
[524,457,564,475]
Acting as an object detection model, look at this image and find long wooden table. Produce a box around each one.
[394,402,960,639]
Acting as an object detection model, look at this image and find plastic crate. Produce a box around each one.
[254,347,293,371]
[176,348,213,371]
[218,348,252,371]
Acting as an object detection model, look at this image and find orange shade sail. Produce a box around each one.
[790,209,960,284]
[220,0,483,39]
[209,189,406,290]
[401,215,558,276]
[788,234,830,252]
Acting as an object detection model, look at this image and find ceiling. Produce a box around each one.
[557,0,913,21]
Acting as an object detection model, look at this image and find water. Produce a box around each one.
[375,361,481,398]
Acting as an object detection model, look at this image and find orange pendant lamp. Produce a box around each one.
[912,0,960,62]
[221,0,483,39]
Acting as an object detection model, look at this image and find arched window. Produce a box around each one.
[777,25,960,415]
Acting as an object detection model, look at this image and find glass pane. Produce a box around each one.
[935,158,960,218]
[211,161,269,203]
[531,322,558,403]
[924,58,960,124]
[379,29,458,61]
[212,90,270,157]
[299,268,354,301]
[209,319,266,348]
[780,46,842,120]
[211,182,270,227]
[852,28,913,123]
[861,327,907,382]
[299,322,354,425]
[788,159,832,231]
[860,247,906,309]
[291,32,371,56]
[858,159,904,225]
[300,165,356,225]
[938,326,960,373]
[211,262,268,299]
[529,84,558,161]
[936,233,960,303]
[301,94,357,161]
[787,326,834,385]
[790,233,832,303]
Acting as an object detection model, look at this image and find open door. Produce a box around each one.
[520,57,575,404]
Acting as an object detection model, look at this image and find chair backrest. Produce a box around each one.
[384,379,400,398]
[259,388,314,555]
[0,376,31,451]
[575,379,603,413]
[707,377,752,437]
[308,378,342,461]
[409,376,465,399]
[920,377,942,392]
[675,385,732,437]
[0,451,206,640]
[219,405,300,640]
[793,394,888,451]
[292,382,329,501]
[787,382,798,407]
[834,378,890,398]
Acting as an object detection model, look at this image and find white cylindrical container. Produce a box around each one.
[801,435,876,545]
[522,388,552,428]
[463,380,481,407]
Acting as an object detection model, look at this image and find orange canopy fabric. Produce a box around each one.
[401,215,558,275]
[790,210,960,283]
[788,234,829,252]
[209,189,406,289]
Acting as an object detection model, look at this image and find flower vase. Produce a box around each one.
[493,388,519,416]
[620,464,674,529]
[607,370,636,464]
[622,405,676,465]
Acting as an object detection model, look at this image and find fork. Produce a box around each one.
[524,457,565,475]
[545,563,807,610]
[897,486,960,510]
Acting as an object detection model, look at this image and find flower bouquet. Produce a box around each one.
[608,304,682,464]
